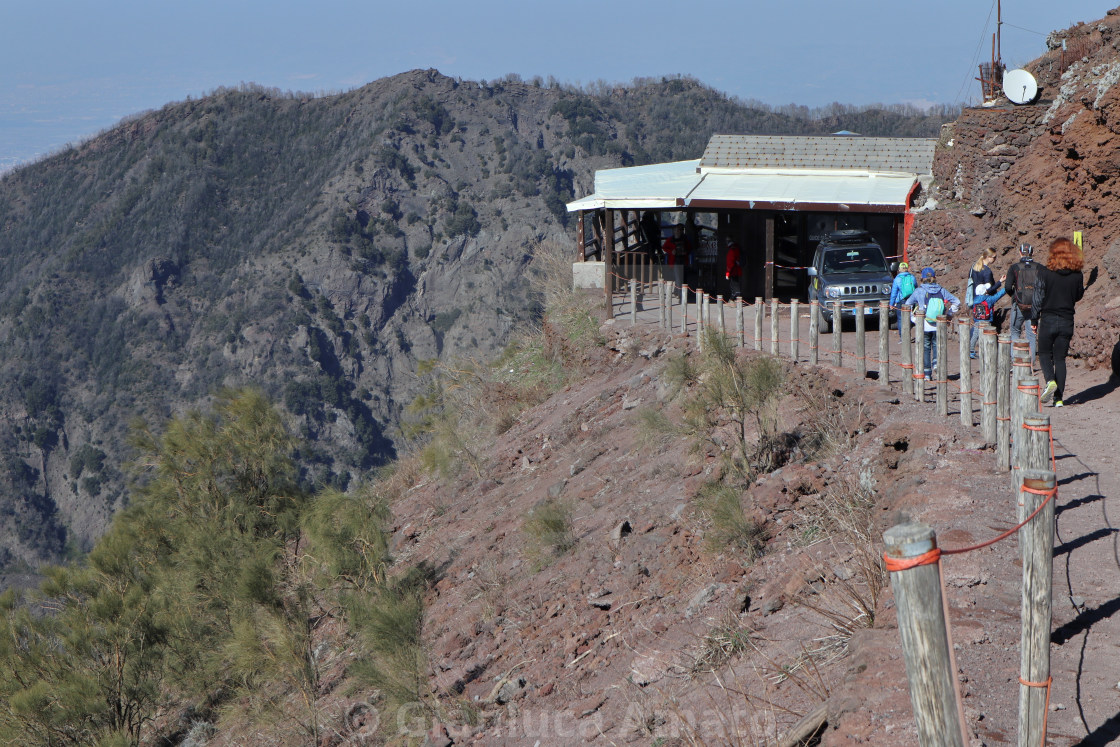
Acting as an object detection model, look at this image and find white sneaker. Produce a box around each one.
[1055,400,1064,408]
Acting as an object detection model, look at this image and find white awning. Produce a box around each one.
[566,160,700,211]
[685,170,918,212]
[566,134,934,215]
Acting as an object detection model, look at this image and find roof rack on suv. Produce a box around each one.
[825,229,874,245]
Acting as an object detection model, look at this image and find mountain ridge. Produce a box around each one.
[0,68,955,573]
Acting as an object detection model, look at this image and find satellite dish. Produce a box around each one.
[1003,69,1039,105]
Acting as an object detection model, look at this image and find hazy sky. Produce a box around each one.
[0,0,1113,172]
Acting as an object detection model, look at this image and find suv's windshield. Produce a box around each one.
[822,248,888,273]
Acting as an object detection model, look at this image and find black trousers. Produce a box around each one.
[1037,315,1074,401]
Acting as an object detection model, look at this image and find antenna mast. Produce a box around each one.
[977,0,1006,101]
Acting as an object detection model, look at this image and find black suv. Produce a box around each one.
[806,230,893,331]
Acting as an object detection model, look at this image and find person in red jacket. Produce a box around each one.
[662,224,692,267]
[725,239,742,299]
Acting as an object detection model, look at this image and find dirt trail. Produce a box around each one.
[1043,361,1120,745]
[618,296,1120,744]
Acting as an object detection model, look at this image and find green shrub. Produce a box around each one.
[696,481,766,559]
[523,499,576,568]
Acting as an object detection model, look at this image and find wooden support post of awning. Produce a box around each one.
[896,217,906,263]
[764,216,775,302]
[604,209,616,307]
[577,211,585,262]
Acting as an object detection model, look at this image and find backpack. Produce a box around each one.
[1014,262,1040,312]
[924,295,945,332]
[971,299,991,321]
[897,273,916,301]
[926,296,945,320]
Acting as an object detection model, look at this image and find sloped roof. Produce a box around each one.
[699,134,936,174]
[566,134,936,214]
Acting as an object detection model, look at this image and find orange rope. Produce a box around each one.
[1018,675,1053,747]
[943,485,1056,555]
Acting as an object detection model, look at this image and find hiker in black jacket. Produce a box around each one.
[1031,238,1085,407]
[1005,243,1040,363]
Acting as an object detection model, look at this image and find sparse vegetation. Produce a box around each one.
[522,499,576,568]
[677,331,786,480]
[696,481,767,558]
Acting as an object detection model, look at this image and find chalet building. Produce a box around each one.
[566,134,937,303]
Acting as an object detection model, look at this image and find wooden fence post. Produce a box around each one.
[997,334,1012,470]
[754,298,764,351]
[630,280,638,325]
[718,296,726,336]
[936,316,948,417]
[981,325,997,443]
[770,299,780,356]
[665,281,673,333]
[883,523,968,747]
[913,311,926,404]
[855,302,867,377]
[1016,468,1056,747]
[958,319,972,427]
[736,298,744,347]
[790,299,800,362]
[1012,344,1038,466]
[658,281,666,329]
[809,300,820,366]
[832,301,843,367]
[900,308,913,397]
[680,284,688,337]
[879,302,890,388]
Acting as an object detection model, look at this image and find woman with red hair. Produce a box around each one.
[1031,238,1085,407]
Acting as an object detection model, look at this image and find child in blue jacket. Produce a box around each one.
[968,277,1006,358]
[905,268,961,379]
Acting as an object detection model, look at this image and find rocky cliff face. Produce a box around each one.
[911,10,1120,368]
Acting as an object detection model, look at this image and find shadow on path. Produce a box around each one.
[1068,377,1119,406]
[1053,596,1120,645]
[1072,710,1120,746]
[1057,494,1105,516]
[1055,527,1119,557]
[1059,471,1098,486]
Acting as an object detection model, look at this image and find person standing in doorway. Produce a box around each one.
[725,239,742,300]
[1032,238,1085,407]
[662,224,692,267]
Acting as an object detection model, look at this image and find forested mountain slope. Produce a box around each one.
[0,69,955,574]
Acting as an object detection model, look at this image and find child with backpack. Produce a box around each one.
[904,267,961,380]
[968,276,1006,358]
[890,261,917,340]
